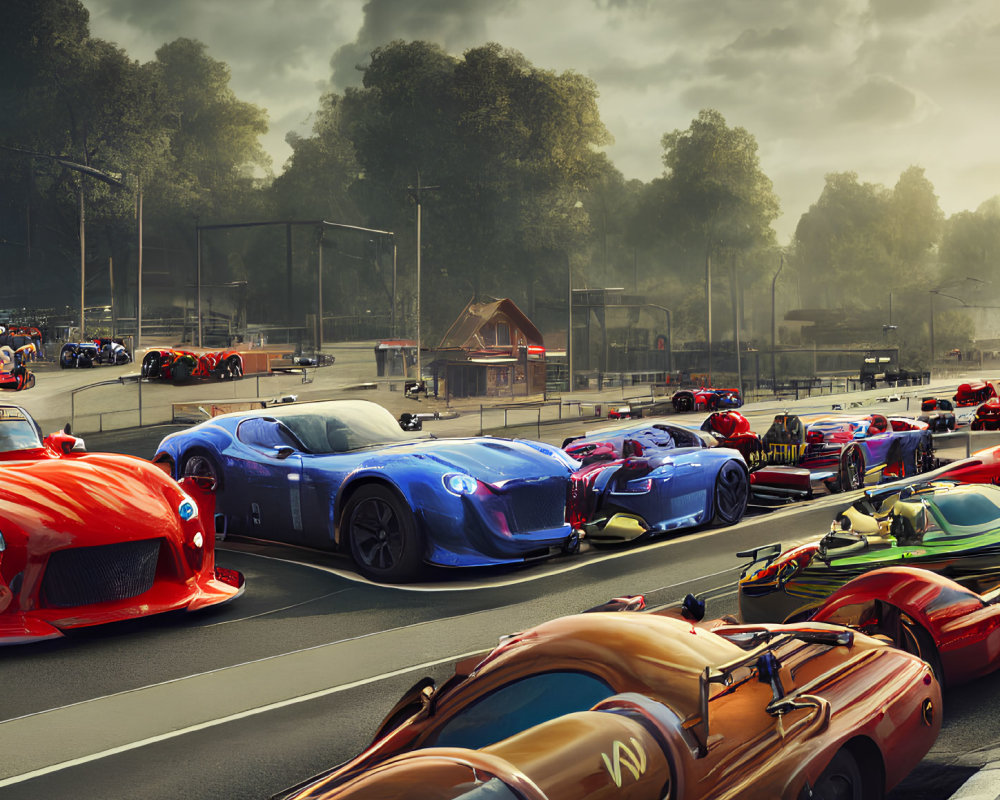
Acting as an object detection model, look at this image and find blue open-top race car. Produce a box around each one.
[153,400,578,582]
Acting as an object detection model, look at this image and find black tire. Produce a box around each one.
[182,451,223,492]
[838,445,865,492]
[805,749,868,800]
[171,357,195,384]
[874,603,944,686]
[344,484,424,582]
[141,351,161,378]
[712,460,749,525]
[225,355,243,379]
[59,345,76,368]
[672,392,694,413]
[914,437,934,474]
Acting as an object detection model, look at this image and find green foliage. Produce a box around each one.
[793,167,943,307]
[337,41,612,341]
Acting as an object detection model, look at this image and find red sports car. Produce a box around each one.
[812,566,1000,687]
[0,405,244,644]
[936,443,1000,483]
[275,598,940,800]
[140,347,244,383]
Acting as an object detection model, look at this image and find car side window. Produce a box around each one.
[425,671,613,750]
[237,417,299,451]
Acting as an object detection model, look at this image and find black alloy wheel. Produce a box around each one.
[712,460,749,525]
[838,445,865,492]
[345,485,423,582]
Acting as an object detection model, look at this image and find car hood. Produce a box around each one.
[0,454,182,550]
[349,437,573,484]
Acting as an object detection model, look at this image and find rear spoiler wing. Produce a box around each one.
[736,543,782,579]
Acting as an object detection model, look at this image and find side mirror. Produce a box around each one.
[273,446,295,460]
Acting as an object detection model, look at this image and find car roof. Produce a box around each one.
[470,612,746,722]
[213,398,391,423]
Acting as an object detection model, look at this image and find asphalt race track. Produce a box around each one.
[2,371,1000,799]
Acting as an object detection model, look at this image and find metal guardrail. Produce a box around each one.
[69,372,286,433]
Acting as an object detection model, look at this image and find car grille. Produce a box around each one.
[41,539,162,608]
[505,480,567,533]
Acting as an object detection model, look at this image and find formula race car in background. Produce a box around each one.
[0,404,243,643]
[274,599,940,800]
[918,396,957,431]
[671,386,742,412]
[562,421,749,544]
[0,326,44,359]
[59,338,131,368]
[154,400,578,581]
[972,397,1000,430]
[141,348,244,383]
[954,380,997,406]
[738,481,1000,625]
[702,410,934,505]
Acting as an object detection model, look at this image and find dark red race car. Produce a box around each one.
[954,380,997,407]
[140,348,244,383]
[671,386,742,413]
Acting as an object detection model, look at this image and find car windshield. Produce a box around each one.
[264,401,413,454]
[931,491,1000,535]
[0,407,42,451]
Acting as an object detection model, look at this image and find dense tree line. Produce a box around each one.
[2,0,997,367]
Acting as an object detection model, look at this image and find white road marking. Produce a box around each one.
[0,648,488,788]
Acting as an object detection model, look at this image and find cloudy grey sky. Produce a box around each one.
[83,0,1000,241]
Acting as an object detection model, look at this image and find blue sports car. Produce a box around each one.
[153,400,579,582]
[562,420,750,543]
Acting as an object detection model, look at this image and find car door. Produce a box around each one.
[232,417,306,543]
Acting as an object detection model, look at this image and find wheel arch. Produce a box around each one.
[842,736,886,800]
[334,474,412,550]
[178,445,225,491]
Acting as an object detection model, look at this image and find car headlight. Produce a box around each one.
[0,530,5,552]
[443,473,478,495]
[178,496,198,521]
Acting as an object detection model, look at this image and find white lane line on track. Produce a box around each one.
[220,512,833,593]
[0,648,489,789]
[197,587,354,627]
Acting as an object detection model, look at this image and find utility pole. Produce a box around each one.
[408,173,439,383]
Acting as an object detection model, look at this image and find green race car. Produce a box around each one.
[738,481,1000,623]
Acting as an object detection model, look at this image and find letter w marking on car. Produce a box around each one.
[601,738,647,787]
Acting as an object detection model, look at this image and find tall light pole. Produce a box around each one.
[0,146,127,339]
[567,258,573,392]
[928,277,989,372]
[705,250,713,387]
[136,177,143,353]
[408,173,439,383]
[771,253,783,389]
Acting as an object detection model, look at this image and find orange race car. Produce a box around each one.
[275,597,940,800]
